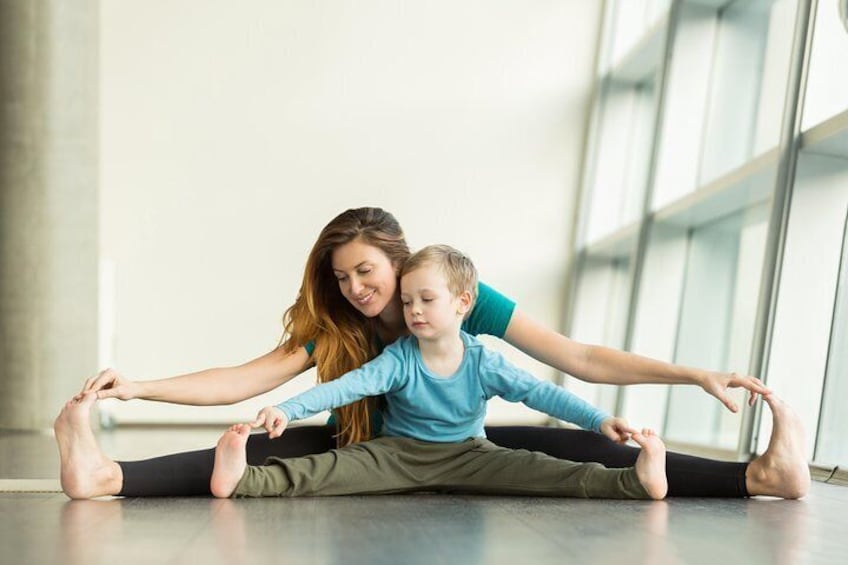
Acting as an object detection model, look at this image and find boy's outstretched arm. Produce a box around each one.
[480,347,613,434]
[258,345,405,431]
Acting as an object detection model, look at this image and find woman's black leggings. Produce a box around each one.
[118,425,748,497]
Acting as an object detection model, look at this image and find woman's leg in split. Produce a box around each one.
[485,394,808,499]
[54,393,337,498]
[119,424,336,496]
[485,426,745,498]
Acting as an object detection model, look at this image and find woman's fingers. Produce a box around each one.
[94,387,121,400]
[83,368,119,393]
[728,372,770,395]
[717,390,739,413]
[706,372,771,412]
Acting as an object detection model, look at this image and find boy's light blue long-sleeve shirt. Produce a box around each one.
[277,332,609,443]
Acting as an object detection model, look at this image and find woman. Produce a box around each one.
[55,207,810,499]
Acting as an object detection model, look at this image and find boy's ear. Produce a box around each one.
[457,290,474,315]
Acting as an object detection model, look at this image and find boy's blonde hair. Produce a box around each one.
[401,244,478,313]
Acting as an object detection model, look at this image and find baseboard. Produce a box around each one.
[0,479,62,493]
[825,467,848,486]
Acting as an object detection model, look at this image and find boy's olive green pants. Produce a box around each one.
[234,436,650,499]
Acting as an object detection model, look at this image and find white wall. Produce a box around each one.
[99,0,602,424]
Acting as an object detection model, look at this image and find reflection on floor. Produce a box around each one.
[1,428,846,564]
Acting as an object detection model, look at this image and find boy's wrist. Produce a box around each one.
[595,413,612,433]
[274,403,292,421]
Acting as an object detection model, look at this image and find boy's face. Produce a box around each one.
[400,264,471,340]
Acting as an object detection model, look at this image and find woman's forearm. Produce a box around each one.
[580,344,704,387]
[504,309,768,410]
[132,347,310,406]
[135,367,267,406]
[504,310,705,387]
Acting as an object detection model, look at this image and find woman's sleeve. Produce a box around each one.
[462,281,517,338]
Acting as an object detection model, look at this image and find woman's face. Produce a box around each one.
[330,238,399,318]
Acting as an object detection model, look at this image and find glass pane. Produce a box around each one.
[584,81,657,244]
[815,208,848,465]
[663,205,768,449]
[566,256,633,414]
[802,0,848,130]
[653,0,796,209]
[760,154,848,457]
[699,0,796,184]
[620,223,688,432]
[601,0,672,73]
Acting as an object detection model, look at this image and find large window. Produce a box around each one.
[762,0,848,464]
[567,0,848,469]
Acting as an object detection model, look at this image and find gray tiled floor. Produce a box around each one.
[1,428,846,565]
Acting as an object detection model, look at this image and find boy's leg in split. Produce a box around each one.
[219,431,666,499]
[432,439,658,499]
[233,436,431,497]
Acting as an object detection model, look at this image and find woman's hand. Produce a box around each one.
[251,406,289,439]
[698,371,770,413]
[599,417,637,444]
[79,368,140,401]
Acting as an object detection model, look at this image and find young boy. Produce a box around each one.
[211,245,667,500]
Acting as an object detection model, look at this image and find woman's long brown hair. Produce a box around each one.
[280,208,410,447]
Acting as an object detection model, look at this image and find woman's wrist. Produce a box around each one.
[687,368,709,388]
[129,380,150,401]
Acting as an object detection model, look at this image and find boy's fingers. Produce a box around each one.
[251,413,266,428]
[266,416,280,434]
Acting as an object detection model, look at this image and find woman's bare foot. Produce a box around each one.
[746,394,810,499]
[210,424,251,498]
[54,393,123,499]
[632,429,668,500]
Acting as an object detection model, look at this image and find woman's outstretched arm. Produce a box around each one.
[81,346,312,406]
[502,309,769,413]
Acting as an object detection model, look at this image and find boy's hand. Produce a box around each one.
[599,417,637,444]
[251,406,289,439]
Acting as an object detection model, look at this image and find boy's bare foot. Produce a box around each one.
[210,424,251,498]
[54,393,123,499]
[632,429,668,500]
[746,394,810,499]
